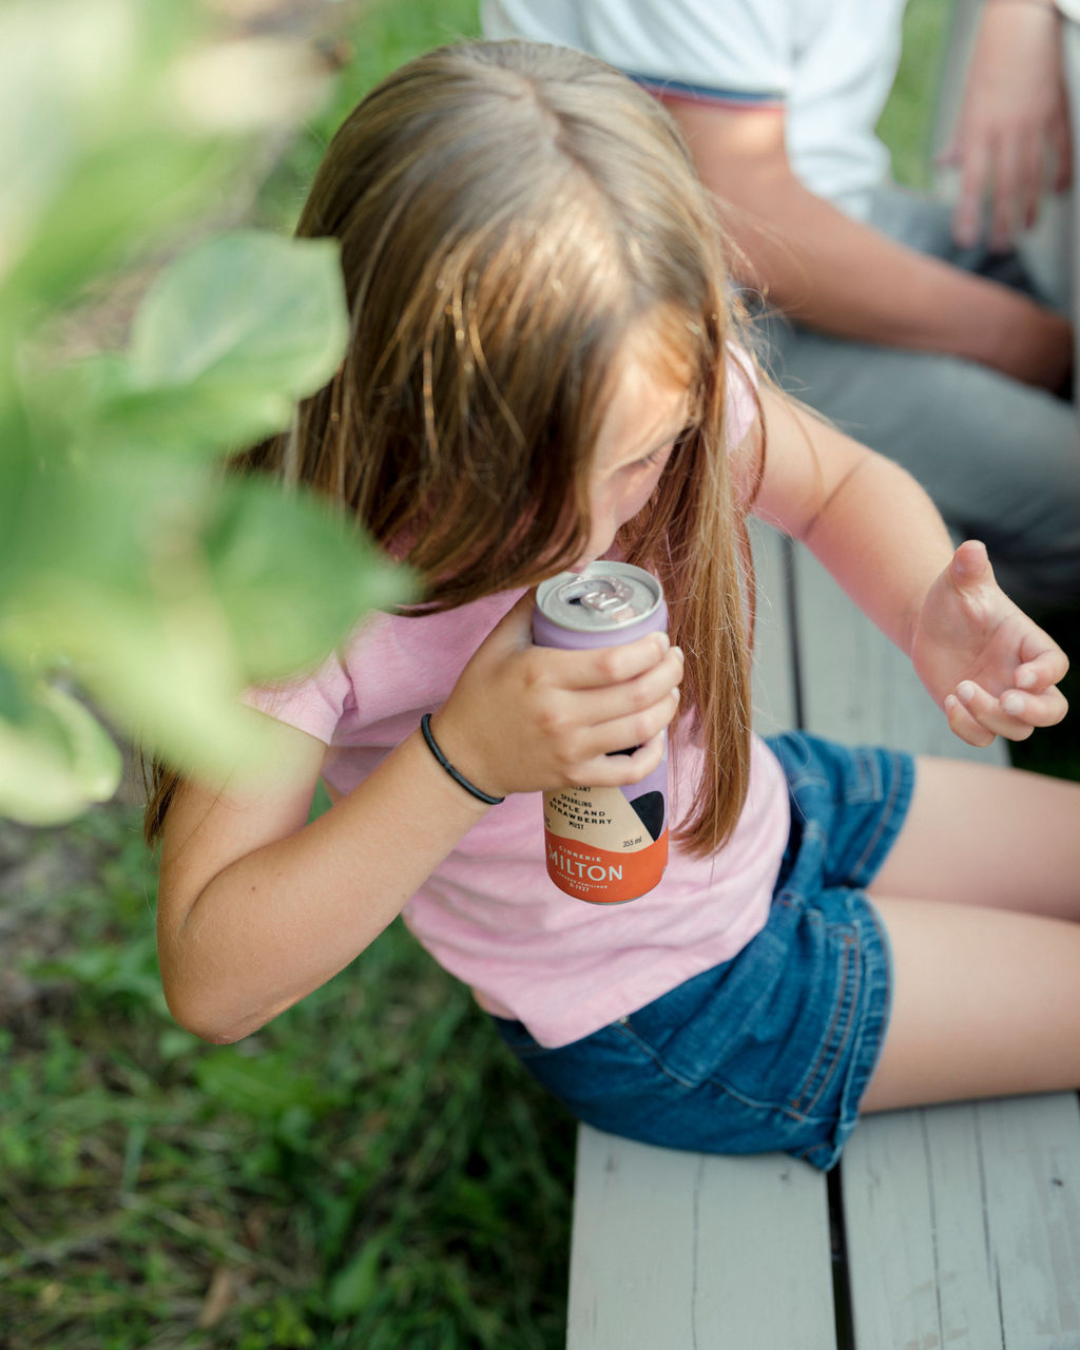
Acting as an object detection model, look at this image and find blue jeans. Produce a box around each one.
[492,731,915,1171]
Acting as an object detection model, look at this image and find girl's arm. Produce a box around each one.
[748,387,951,651]
[747,386,1068,744]
[157,592,683,1043]
[158,719,491,1044]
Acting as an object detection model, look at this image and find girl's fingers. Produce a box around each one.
[944,692,998,748]
[574,731,668,789]
[1017,629,1070,687]
[542,631,672,690]
[952,680,1038,742]
[1014,649,1069,693]
[571,650,684,723]
[998,685,1069,729]
[575,687,681,764]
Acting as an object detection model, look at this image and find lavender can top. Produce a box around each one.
[533,562,666,647]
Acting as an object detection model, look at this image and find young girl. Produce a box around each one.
[150,39,1080,1172]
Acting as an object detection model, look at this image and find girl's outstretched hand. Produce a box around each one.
[430,590,685,800]
[911,541,1069,747]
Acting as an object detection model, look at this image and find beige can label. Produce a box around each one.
[544,787,653,852]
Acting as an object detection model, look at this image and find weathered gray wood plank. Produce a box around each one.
[982,1094,1080,1347]
[840,1094,1080,1350]
[567,1126,837,1350]
[791,544,1009,765]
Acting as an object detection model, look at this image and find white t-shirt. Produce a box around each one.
[482,0,908,219]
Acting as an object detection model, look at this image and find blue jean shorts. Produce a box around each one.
[492,731,915,1171]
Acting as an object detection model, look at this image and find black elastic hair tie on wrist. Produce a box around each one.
[420,713,505,806]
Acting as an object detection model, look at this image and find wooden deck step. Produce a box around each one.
[567,1129,837,1349]
[842,1094,1080,1350]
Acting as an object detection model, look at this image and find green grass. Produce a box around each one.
[877,0,953,191]
[1,805,573,1348]
[4,2,1076,1346]
[254,0,482,234]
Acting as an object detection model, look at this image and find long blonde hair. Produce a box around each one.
[146,39,759,856]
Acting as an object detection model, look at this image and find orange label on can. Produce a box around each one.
[542,782,668,902]
[543,828,668,903]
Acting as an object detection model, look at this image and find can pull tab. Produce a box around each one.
[571,576,638,622]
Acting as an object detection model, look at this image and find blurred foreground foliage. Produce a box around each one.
[0,0,406,825]
[1,1,580,1342]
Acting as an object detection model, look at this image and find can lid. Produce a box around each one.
[552,575,638,623]
[536,562,662,632]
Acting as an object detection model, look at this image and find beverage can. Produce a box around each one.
[533,562,669,903]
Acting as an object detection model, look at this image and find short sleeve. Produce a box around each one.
[484,0,792,107]
[725,343,759,449]
[242,649,353,746]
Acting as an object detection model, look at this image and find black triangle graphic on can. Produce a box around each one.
[628,790,665,842]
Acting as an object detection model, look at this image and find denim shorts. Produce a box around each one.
[492,731,915,1171]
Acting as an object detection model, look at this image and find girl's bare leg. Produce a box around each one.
[870,757,1080,920]
[861,895,1080,1112]
[859,757,1080,1113]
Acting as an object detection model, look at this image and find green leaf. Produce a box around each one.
[38,684,122,797]
[34,231,351,463]
[6,134,233,312]
[1,557,296,789]
[0,683,121,824]
[129,231,349,399]
[0,10,373,822]
[41,592,311,785]
[0,442,408,786]
[0,440,210,604]
[0,658,34,725]
[82,380,298,460]
[0,1,234,312]
[202,476,412,681]
[0,418,34,594]
[0,0,141,272]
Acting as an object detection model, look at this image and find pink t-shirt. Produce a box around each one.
[246,355,790,1047]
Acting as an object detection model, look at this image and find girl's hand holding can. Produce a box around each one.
[429,591,684,802]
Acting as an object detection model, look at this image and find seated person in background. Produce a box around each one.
[483,0,1080,608]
